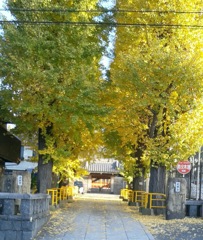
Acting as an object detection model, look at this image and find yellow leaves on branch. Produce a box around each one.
[104,0,203,176]
[169,91,178,104]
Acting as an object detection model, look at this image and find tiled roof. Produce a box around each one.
[86,161,120,174]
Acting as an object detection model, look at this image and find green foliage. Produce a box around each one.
[0,0,109,176]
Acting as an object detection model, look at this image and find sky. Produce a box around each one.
[0,0,115,73]
[0,0,13,19]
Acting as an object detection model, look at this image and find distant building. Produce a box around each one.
[83,158,125,194]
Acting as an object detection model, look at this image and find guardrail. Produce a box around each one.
[129,190,146,204]
[140,192,166,209]
[120,189,146,204]
[47,188,58,206]
[141,192,148,208]
[120,188,129,201]
[120,189,166,209]
[127,189,133,201]
[47,186,77,206]
[148,193,166,209]
[134,191,146,204]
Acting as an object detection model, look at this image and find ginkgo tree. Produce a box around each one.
[104,0,203,193]
[0,0,109,193]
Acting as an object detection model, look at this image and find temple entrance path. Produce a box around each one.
[34,193,154,240]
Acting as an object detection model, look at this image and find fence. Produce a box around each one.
[47,186,77,206]
[0,192,50,240]
[120,189,166,209]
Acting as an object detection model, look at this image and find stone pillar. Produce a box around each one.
[110,176,114,193]
[166,177,187,220]
[21,199,33,218]
[3,199,15,215]
[87,175,92,192]
[113,177,124,194]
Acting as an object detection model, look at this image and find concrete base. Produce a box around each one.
[185,200,203,217]
[67,196,74,203]
[166,211,185,220]
[49,205,58,211]
[59,200,68,208]
[140,207,154,215]
[128,201,139,206]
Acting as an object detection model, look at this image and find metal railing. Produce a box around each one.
[120,189,166,209]
[120,188,129,201]
[47,186,77,206]
[141,192,148,208]
[148,193,166,209]
[47,188,58,206]
[140,192,166,209]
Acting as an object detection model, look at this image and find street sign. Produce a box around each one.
[175,182,181,192]
[177,161,191,175]
[17,175,23,186]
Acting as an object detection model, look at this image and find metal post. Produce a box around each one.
[189,156,194,199]
[199,161,202,200]
[196,149,201,200]
[189,164,192,199]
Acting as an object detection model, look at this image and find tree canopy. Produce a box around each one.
[0,0,110,192]
[1,0,203,193]
[103,0,203,191]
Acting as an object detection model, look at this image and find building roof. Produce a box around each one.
[5,161,38,172]
[86,159,120,174]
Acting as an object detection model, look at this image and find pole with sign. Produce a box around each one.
[177,161,191,175]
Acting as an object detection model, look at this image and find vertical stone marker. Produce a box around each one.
[166,177,187,220]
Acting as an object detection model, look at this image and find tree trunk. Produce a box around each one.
[132,143,146,191]
[133,176,145,191]
[148,165,166,215]
[37,127,53,193]
[149,165,166,193]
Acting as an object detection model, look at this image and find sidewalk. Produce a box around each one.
[34,193,154,240]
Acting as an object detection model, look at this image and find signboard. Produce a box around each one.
[175,182,181,192]
[17,175,23,186]
[177,161,191,175]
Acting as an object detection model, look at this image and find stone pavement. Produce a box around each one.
[34,193,154,240]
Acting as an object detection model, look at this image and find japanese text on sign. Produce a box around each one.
[177,161,191,175]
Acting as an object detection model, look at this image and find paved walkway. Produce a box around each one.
[35,193,154,240]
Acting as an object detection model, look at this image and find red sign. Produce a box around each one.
[177,161,191,175]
